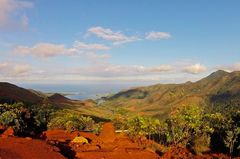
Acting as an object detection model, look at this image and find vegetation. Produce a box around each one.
[0,103,54,135]
[0,71,240,157]
[47,110,96,132]
[112,104,240,156]
[101,70,240,119]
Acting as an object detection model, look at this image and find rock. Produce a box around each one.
[25,137,32,140]
[99,142,117,151]
[41,129,78,143]
[72,144,101,153]
[99,122,116,143]
[71,136,89,144]
[79,132,99,143]
[1,127,14,138]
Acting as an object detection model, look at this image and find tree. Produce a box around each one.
[224,127,240,158]
[223,110,240,157]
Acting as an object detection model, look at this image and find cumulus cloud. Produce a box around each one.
[0,0,33,30]
[11,41,110,59]
[183,64,207,74]
[145,31,172,40]
[88,26,139,45]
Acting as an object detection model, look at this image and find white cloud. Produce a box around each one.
[217,63,240,72]
[0,0,32,30]
[87,26,172,44]
[13,64,31,74]
[74,41,110,50]
[72,64,174,77]
[12,41,110,59]
[232,63,240,71]
[148,65,173,72]
[85,52,111,60]
[88,26,139,45]
[12,43,74,58]
[145,31,172,40]
[0,62,31,76]
[0,62,8,70]
[183,64,207,74]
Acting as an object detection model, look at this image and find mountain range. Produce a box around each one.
[0,70,239,119]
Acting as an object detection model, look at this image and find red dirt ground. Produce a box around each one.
[0,137,66,159]
[0,123,238,159]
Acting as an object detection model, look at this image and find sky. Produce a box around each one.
[0,0,240,84]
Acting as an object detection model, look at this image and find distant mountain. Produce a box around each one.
[0,82,43,104]
[102,70,240,118]
[0,82,111,120]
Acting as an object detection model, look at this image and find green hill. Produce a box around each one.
[101,70,240,118]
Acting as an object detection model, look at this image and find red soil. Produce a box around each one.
[0,123,236,159]
[98,122,116,143]
[0,137,66,159]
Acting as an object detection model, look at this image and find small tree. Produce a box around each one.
[224,126,240,158]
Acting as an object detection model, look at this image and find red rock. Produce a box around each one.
[41,129,78,143]
[79,131,99,143]
[25,137,32,140]
[73,145,101,152]
[1,127,14,138]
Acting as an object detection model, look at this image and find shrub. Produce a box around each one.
[47,111,95,132]
[0,103,54,135]
[126,116,161,140]
[167,105,213,151]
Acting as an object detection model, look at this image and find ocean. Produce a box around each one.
[19,83,151,100]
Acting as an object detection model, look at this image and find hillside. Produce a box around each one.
[0,82,111,120]
[0,82,43,104]
[101,70,240,118]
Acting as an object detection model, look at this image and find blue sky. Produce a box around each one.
[0,0,240,84]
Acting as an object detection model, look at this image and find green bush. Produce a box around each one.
[165,104,214,154]
[0,103,54,135]
[126,116,161,139]
[48,111,95,132]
